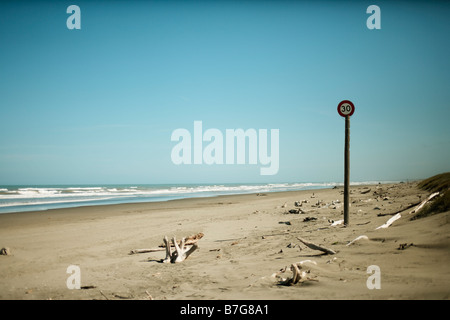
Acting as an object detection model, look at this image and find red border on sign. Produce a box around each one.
[337,100,355,117]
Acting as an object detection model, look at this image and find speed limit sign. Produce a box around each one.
[337,99,355,226]
[337,100,355,117]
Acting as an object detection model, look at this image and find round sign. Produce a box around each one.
[337,100,355,117]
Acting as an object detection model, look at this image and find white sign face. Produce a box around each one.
[337,100,355,117]
[340,103,353,115]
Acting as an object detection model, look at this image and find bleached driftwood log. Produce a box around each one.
[129,247,165,254]
[163,236,198,263]
[375,213,401,230]
[297,237,336,255]
[276,260,318,286]
[329,219,344,227]
[409,192,439,215]
[129,232,203,255]
[160,232,203,248]
[346,235,369,246]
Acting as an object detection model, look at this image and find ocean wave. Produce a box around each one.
[0,182,369,200]
[0,197,116,208]
[0,181,397,214]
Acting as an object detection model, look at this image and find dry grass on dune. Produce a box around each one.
[413,172,450,220]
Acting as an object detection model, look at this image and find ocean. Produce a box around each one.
[0,181,389,214]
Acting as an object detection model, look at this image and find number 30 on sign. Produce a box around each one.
[337,100,355,117]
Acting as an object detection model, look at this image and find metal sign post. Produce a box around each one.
[337,100,355,226]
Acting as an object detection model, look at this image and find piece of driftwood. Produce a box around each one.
[160,232,203,247]
[294,200,308,207]
[144,290,153,300]
[311,199,325,208]
[100,290,109,300]
[397,243,414,250]
[288,208,304,214]
[297,259,317,266]
[129,233,203,255]
[214,237,246,242]
[261,231,290,238]
[80,285,97,290]
[360,188,371,194]
[377,201,422,216]
[409,192,439,214]
[163,236,198,263]
[0,247,11,255]
[297,237,336,255]
[276,260,318,286]
[375,213,401,230]
[129,248,165,254]
[329,219,344,227]
[346,235,369,246]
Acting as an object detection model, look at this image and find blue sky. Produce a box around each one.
[0,0,449,185]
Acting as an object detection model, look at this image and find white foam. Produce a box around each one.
[0,197,116,208]
[0,181,400,213]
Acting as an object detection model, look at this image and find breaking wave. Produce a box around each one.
[0,181,392,214]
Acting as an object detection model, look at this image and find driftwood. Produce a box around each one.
[160,232,203,247]
[329,219,344,227]
[295,200,308,207]
[397,243,414,250]
[374,193,436,228]
[346,235,369,246]
[261,232,290,239]
[409,192,439,214]
[214,237,246,243]
[288,208,304,214]
[0,247,11,255]
[163,236,198,263]
[375,213,401,229]
[360,188,371,194]
[297,237,336,255]
[129,248,165,254]
[144,290,154,300]
[377,201,421,216]
[276,260,318,286]
[129,233,203,255]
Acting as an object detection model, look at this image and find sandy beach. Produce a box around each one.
[0,181,449,300]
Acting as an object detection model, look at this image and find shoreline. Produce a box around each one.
[0,181,404,215]
[0,187,342,229]
[0,181,449,300]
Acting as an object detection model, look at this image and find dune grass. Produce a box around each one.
[417,172,450,193]
[412,172,450,220]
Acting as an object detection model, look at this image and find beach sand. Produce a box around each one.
[0,182,449,300]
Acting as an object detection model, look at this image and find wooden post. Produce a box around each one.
[337,100,355,225]
[344,115,350,226]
